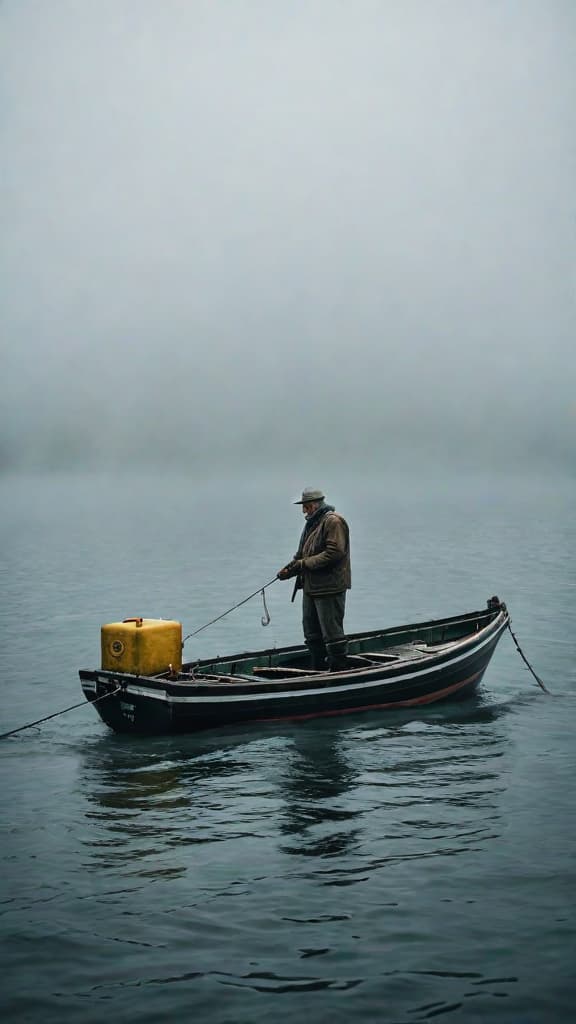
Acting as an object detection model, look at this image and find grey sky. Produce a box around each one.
[1,0,574,474]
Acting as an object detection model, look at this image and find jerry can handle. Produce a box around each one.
[123,617,144,627]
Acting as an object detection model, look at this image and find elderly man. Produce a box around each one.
[277,488,351,672]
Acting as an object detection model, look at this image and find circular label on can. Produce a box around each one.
[110,640,125,657]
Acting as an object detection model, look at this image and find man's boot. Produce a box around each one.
[326,639,349,672]
[306,640,327,671]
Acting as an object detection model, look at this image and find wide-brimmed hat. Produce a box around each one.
[293,488,325,504]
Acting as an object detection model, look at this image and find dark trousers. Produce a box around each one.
[302,592,347,669]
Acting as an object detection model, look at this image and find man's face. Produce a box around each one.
[302,501,318,516]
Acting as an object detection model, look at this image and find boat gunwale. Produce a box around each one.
[185,605,504,671]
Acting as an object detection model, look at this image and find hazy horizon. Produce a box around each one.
[2,1,574,477]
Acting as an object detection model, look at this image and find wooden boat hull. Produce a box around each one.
[79,601,509,735]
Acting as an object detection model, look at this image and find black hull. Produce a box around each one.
[80,606,508,736]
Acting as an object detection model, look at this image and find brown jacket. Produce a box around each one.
[295,510,351,596]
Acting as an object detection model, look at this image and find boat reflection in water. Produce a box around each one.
[79,694,510,883]
[276,726,362,860]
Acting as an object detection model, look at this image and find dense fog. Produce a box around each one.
[1,1,574,476]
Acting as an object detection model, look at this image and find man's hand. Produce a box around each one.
[277,560,302,580]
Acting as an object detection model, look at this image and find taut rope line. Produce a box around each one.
[1,577,279,740]
[0,687,122,741]
[507,621,550,694]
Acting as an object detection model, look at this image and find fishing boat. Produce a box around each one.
[79,597,509,735]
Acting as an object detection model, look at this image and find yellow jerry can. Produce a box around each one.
[101,618,182,675]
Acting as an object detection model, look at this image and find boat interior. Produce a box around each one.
[158,607,498,684]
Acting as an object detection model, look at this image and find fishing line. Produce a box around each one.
[182,576,278,644]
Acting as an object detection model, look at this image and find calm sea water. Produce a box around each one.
[1,472,575,1023]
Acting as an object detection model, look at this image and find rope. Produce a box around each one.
[507,621,550,694]
[2,575,280,739]
[0,687,122,741]
[182,576,279,644]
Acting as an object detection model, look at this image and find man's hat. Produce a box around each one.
[294,487,325,504]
